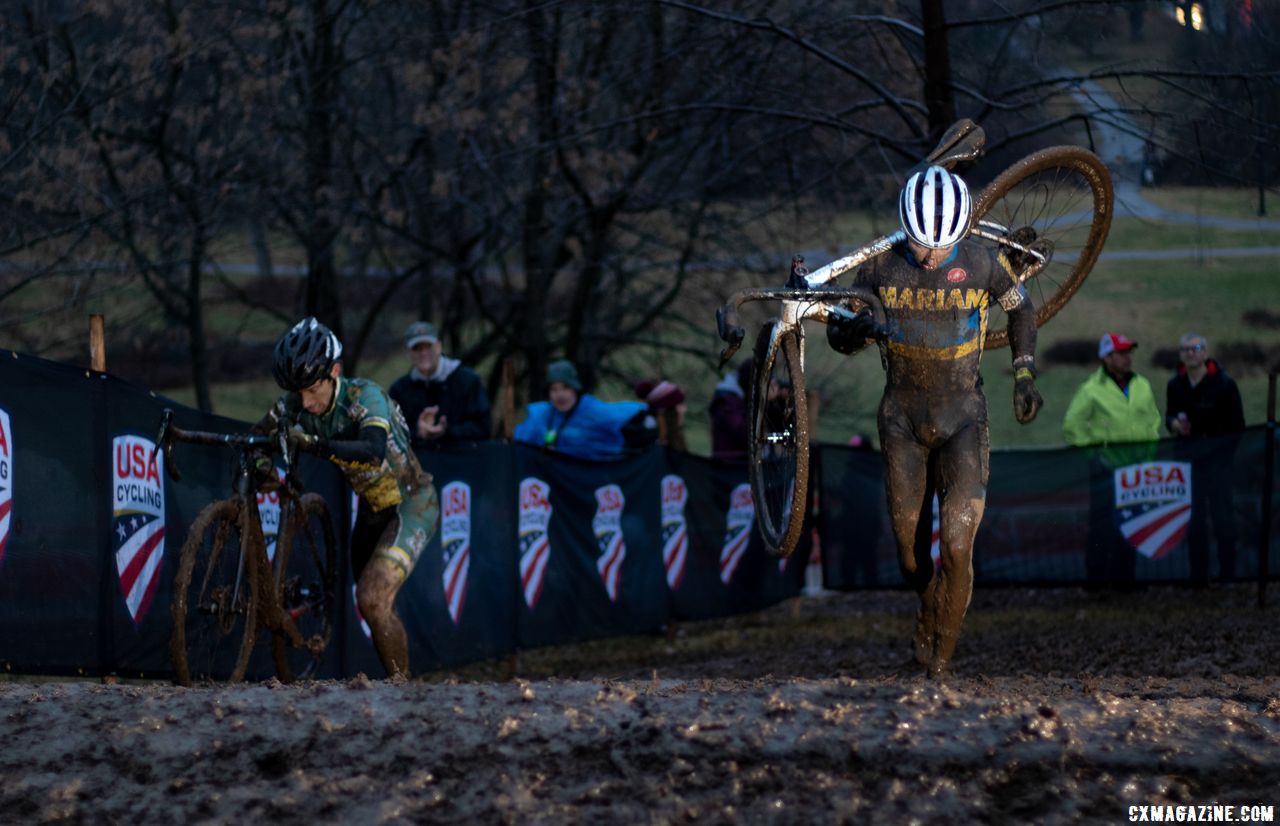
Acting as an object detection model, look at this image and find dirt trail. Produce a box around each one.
[2,586,1277,824]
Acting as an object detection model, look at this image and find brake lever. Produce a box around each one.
[152,408,182,482]
[275,398,294,474]
[715,306,744,370]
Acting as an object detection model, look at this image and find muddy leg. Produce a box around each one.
[879,411,934,667]
[927,417,989,678]
[357,560,409,678]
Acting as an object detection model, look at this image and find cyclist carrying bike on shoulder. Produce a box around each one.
[826,166,1043,678]
[255,317,440,678]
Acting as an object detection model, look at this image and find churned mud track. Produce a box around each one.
[1,585,1277,824]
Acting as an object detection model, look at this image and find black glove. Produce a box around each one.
[827,309,877,355]
[1013,367,1042,424]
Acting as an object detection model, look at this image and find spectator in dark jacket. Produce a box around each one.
[389,321,491,448]
[709,359,752,459]
[1166,332,1245,583]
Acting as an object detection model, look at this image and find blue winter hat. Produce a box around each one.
[545,359,582,391]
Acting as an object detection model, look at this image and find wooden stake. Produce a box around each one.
[89,314,105,372]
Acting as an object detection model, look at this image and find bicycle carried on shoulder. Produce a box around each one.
[715,119,1114,558]
[155,407,339,686]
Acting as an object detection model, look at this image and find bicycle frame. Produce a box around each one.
[157,407,322,665]
[801,226,1047,290]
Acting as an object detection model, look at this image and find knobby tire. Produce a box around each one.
[748,321,809,558]
[971,145,1114,349]
[170,498,258,687]
[270,493,339,683]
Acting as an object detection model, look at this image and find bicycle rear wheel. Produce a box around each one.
[971,145,1114,349]
[747,321,809,558]
[271,493,338,683]
[170,499,258,686]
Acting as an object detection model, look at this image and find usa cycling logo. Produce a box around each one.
[441,481,471,624]
[256,466,285,563]
[112,435,165,625]
[720,483,753,584]
[0,407,12,567]
[661,475,688,590]
[1114,461,1192,560]
[593,484,626,602]
[519,477,552,609]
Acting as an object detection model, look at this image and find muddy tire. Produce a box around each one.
[748,321,809,558]
[170,498,258,687]
[270,493,338,683]
[971,145,1114,349]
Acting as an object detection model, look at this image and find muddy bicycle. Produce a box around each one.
[715,119,1114,558]
[155,407,339,686]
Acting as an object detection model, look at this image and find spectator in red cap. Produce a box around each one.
[1062,332,1162,589]
[634,379,688,451]
[1063,334,1161,447]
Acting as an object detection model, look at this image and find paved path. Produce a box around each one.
[1077,80,1280,233]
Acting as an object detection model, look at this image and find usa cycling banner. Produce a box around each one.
[0,406,11,569]
[817,430,1279,588]
[0,353,104,675]
[514,444,668,650]
[663,451,808,622]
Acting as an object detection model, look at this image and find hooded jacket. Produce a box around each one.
[1165,359,1245,438]
[389,356,491,447]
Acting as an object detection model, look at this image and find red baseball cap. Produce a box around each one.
[1098,333,1137,358]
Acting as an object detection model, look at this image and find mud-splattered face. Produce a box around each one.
[300,363,341,414]
[907,239,955,270]
[548,382,578,413]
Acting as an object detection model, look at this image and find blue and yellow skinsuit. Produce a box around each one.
[848,239,1037,675]
[260,376,439,584]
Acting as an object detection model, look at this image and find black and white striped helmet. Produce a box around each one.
[899,165,972,249]
[272,317,343,391]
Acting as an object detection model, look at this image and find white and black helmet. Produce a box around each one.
[899,165,972,249]
[272,317,343,391]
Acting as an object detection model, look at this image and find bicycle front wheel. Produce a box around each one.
[972,145,1114,349]
[271,493,339,683]
[170,498,258,686]
[747,321,809,558]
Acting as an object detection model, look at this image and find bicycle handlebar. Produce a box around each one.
[715,284,887,367]
[154,407,287,483]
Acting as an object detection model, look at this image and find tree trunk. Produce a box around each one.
[920,0,956,138]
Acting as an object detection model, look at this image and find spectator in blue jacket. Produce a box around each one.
[515,359,653,460]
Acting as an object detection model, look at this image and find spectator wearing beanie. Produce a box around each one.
[514,359,652,460]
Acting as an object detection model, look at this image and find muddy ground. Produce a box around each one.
[2,584,1278,824]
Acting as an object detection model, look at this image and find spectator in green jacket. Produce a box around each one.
[1062,333,1162,449]
[1062,333,1162,590]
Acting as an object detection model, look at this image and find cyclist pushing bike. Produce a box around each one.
[255,317,440,678]
[825,165,1042,678]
